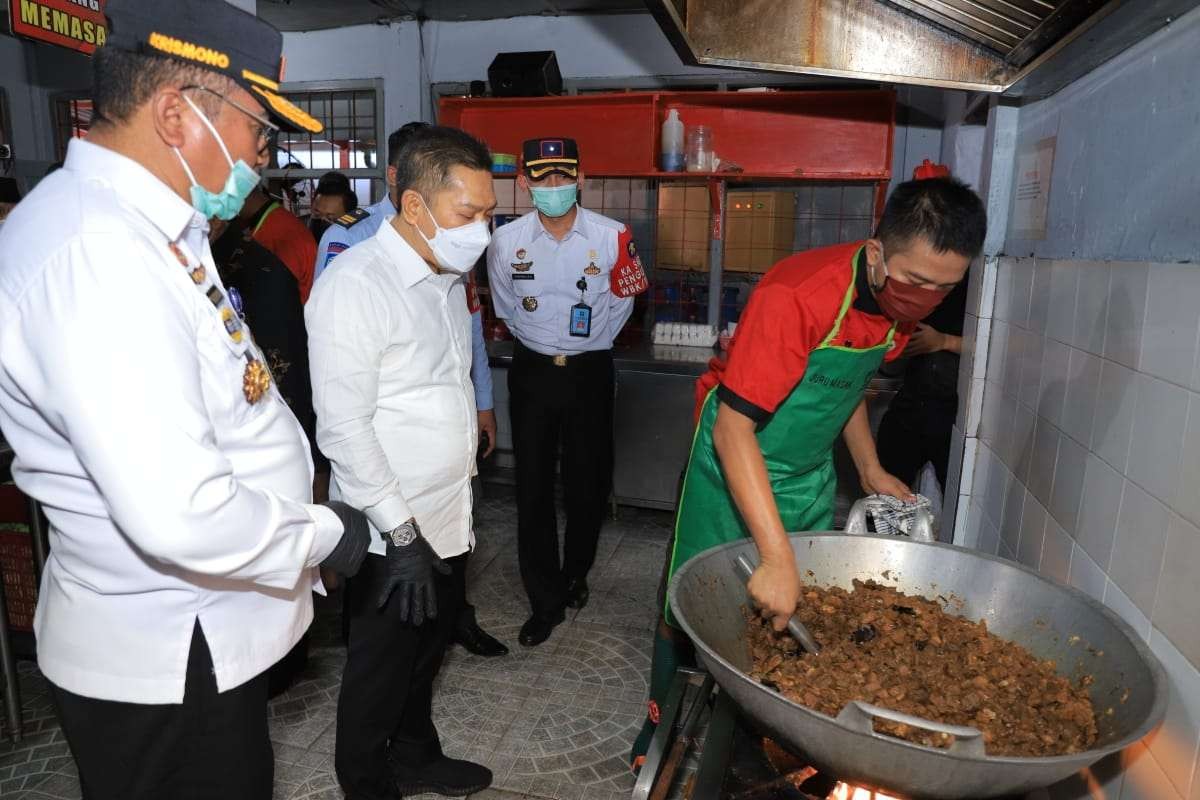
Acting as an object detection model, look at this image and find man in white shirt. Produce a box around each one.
[307,126,496,800]
[0,2,380,799]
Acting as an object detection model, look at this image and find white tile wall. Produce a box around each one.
[958,257,1200,800]
[1076,453,1125,569]
[1046,260,1080,345]
[1141,263,1200,387]
[1050,435,1087,535]
[1091,360,1139,473]
[1127,374,1189,504]
[1110,481,1169,615]
[1156,514,1200,666]
[1061,348,1103,446]
[1103,261,1148,370]
[1009,257,1035,330]
[1041,518,1073,582]
[1175,395,1200,528]
[1001,472,1027,553]
[1029,418,1061,507]
[1028,258,1053,336]
[1018,490,1048,568]
[992,257,1014,326]
[1104,579,1152,642]
[1020,329,1047,409]
[1068,543,1107,602]
[1040,338,1072,426]
[1012,401,1037,482]
[1072,260,1111,355]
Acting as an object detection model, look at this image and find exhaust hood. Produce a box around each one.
[649,0,1200,99]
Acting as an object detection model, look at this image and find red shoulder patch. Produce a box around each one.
[611,227,648,299]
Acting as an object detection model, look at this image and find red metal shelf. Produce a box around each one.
[439,89,895,182]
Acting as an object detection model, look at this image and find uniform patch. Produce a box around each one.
[588,250,598,261]
[611,257,649,298]
[516,248,527,260]
[627,240,638,259]
[512,273,535,280]
[189,266,206,285]
[511,261,533,272]
[335,208,371,229]
[522,296,539,312]
[584,263,600,276]
[324,241,348,267]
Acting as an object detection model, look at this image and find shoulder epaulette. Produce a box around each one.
[335,208,371,229]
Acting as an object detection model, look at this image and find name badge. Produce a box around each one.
[569,303,592,337]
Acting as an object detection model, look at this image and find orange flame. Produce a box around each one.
[829,782,903,800]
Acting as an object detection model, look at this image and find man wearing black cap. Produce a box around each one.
[486,138,649,646]
[0,2,388,798]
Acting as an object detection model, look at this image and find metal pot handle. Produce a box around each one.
[834,700,987,758]
[845,499,870,535]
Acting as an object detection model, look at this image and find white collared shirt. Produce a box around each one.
[486,206,645,355]
[0,139,344,704]
[306,220,476,559]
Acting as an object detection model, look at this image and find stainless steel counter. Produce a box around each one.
[483,341,900,512]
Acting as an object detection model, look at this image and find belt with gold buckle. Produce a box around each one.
[552,354,568,367]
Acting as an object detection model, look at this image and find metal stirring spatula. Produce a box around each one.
[735,554,821,655]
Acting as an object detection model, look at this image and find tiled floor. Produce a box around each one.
[0,489,674,800]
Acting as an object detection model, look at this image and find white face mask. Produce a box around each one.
[414,195,490,274]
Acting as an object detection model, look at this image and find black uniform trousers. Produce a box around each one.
[508,341,615,618]
[875,391,957,489]
[49,621,272,800]
[335,551,467,800]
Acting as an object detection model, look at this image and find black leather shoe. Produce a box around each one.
[565,577,590,609]
[519,609,565,647]
[455,618,509,657]
[393,756,492,797]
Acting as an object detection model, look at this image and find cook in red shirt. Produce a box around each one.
[238,185,317,302]
[631,176,987,768]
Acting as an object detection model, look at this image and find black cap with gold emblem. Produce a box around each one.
[522,138,579,180]
[103,0,322,134]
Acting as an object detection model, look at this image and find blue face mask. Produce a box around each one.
[529,183,578,218]
[173,95,261,221]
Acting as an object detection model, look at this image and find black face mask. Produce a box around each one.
[309,218,331,242]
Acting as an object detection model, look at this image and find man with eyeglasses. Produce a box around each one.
[0,2,386,798]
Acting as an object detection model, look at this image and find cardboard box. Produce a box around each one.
[723,246,751,271]
[682,213,710,246]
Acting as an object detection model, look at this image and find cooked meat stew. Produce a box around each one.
[746,580,1098,757]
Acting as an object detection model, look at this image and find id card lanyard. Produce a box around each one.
[569,277,591,337]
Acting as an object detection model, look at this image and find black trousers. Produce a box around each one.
[508,342,615,618]
[50,621,272,800]
[335,551,467,800]
[875,391,957,489]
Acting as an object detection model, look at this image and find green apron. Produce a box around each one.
[665,251,896,624]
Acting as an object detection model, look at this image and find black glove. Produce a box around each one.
[378,527,451,624]
[318,501,372,577]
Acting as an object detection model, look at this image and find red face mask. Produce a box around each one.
[871,252,951,323]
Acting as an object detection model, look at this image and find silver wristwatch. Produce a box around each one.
[387,519,419,547]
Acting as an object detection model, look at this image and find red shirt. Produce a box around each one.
[252,204,316,303]
[696,242,913,422]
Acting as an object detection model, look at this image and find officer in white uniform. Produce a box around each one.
[314,121,507,659]
[486,137,648,647]
[307,125,497,800]
[0,3,382,798]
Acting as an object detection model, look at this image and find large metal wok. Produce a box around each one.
[668,534,1167,799]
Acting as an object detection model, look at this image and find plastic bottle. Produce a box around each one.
[661,109,684,172]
